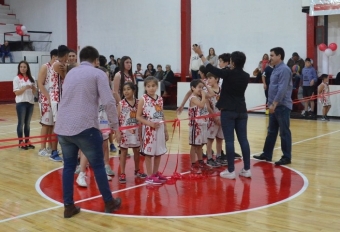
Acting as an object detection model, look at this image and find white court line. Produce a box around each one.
[1,129,340,222]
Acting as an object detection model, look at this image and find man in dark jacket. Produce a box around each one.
[160,64,175,96]
[287,52,304,71]
[1,41,14,63]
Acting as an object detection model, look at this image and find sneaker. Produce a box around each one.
[105,165,115,176]
[104,198,121,213]
[110,144,117,152]
[239,168,251,178]
[199,161,212,170]
[216,156,228,166]
[26,143,35,149]
[49,151,63,162]
[155,171,167,183]
[325,116,330,121]
[301,111,306,117]
[202,154,207,159]
[275,157,291,165]
[321,116,326,121]
[207,158,220,167]
[74,165,80,174]
[107,175,112,181]
[19,142,28,150]
[46,147,52,154]
[234,153,242,159]
[38,148,50,157]
[76,172,87,187]
[220,170,236,179]
[135,169,147,179]
[190,163,201,174]
[145,175,163,185]
[119,173,127,184]
[253,153,271,161]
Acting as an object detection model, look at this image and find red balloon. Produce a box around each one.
[318,43,327,51]
[329,43,338,51]
[18,30,24,36]
[16,25,21,32]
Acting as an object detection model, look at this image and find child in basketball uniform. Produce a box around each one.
[118,82,147,184]
[188,79,212,173]
[136,76,169,185]
[318,74,331,121]
[205,72,225,167]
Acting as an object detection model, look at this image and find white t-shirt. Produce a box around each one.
[13,75,36,104]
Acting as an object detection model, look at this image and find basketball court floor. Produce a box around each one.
[0,103,339,231]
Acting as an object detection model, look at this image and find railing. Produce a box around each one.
[3,30,52,51]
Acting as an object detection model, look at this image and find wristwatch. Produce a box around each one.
[199,54,204,58]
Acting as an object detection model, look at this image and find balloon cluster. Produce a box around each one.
[15,25,28,36]
[318,43,338,57]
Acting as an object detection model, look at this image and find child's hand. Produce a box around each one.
[201,90,206,98]
[150,122,161,129]
[176,106,184,115]
[165,131,169,141]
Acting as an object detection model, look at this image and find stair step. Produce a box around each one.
[0,9,13,14]
[0,18,19,24]
[0,13,16,19]
[0,4,10,10]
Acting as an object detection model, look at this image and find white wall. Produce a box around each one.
[77,0,181,73]
[5,0,67,51]
[191,0,307,75]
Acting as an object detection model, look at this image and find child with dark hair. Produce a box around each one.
[318,74,331,121]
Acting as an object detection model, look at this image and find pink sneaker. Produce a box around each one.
[156,171,167,183]
[145,175,163,185]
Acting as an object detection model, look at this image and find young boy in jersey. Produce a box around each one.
[136,76,169,185]
[188,79,213,173]
[206,72,224,167]
[318,74,331,121]
[118,82,147,184]
[37,49,58,156]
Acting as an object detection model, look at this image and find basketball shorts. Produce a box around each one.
[208,120,224,139]
[120,128,140,149]
[140,120,167,156]
[39,102,56,126]
[189,123,208,146]
[321,97,331,106]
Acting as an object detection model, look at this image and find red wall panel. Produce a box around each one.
[0,81,15,103]
[180,0,191,82]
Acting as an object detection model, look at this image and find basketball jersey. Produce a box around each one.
[39,62,52,104]
[320,82,329,96]
[142,94,164,120]
[188,95,209,125]
[119,98,139,127]
[49,60,63,103]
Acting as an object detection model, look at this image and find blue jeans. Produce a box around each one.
[220,110,251,172]
[16,102,34,143]
[263,105,292,160]
[2,52,13,63]
[58,127,113,205]
[191,70,199,80]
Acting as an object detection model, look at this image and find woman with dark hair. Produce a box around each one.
[13,61,37,150]
[207,47,218,67]
[113,56,135,103]
[193,45,251,180]
[144,63,156,78]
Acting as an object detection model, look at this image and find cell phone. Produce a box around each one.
[193,44,198,47]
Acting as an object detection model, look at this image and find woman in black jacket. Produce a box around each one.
[193,45,251,180]
[144,63,156,78]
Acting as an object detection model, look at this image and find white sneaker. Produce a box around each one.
[107,175,112,181]
[38,148,50,157]
[239,168,251,178]
[76,172,87,187]
[220,170,236,179]
[46,147,52,154]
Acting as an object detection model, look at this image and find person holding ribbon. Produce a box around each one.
[13,61,37,150]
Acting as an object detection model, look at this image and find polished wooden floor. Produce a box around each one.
[0,103,340,231]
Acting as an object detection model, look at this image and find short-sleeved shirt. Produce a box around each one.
[13,75,36,104]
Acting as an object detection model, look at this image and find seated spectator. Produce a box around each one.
[154,64,164,81]
[144,63,156,78]
[160,64,175,96]
[1,41,14,63]
[287,52,305,71]
[135,63,144,83]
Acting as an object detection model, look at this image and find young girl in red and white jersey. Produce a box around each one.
[205,72,224,167]
[318,74,331,121]
[188,79,213,173]
[136,76,169,185]
[118,82,147,184]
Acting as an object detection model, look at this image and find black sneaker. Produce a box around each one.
[325,116,330,121]
[234,153,242,159]
[275,157,291,165]
[253,153,271,161]
[207,158,220,167]
[216,156,228,166]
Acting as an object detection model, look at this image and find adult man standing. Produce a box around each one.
[287,52,304,71]
[253,47,293,165]
[1,41,14,63]
[54,46,121,218]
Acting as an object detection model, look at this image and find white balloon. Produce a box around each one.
[21,25,27,33]
[325,48,333,57]
[331,50,336,56]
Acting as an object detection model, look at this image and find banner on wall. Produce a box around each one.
[310,0,340,16]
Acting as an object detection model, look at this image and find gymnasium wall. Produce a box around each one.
[5,0,67,51]
[191,0,307,74]
[77,0,182,72]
